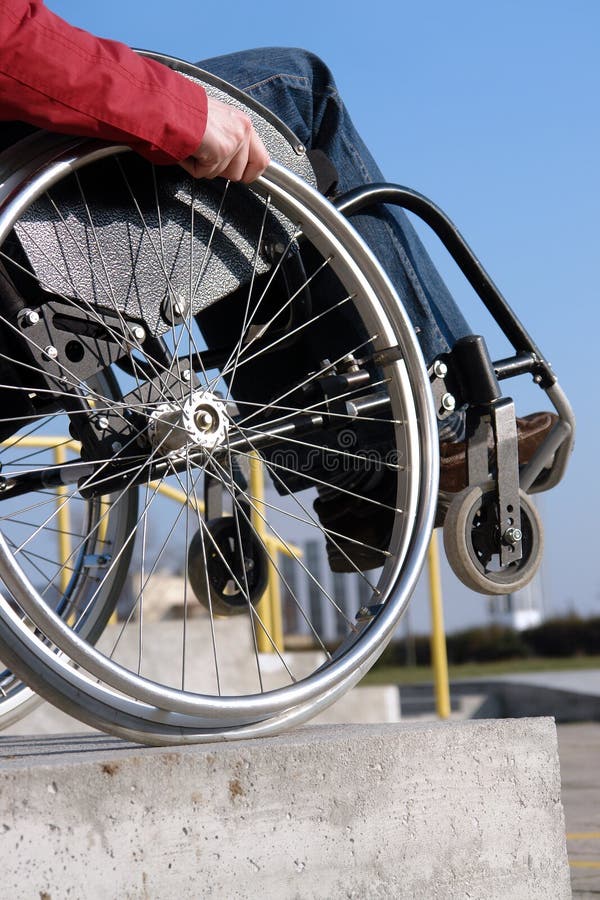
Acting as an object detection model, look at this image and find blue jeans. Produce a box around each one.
[198,47,471,365]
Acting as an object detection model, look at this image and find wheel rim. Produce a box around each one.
[444,485,543,594]
[0,138,438,736]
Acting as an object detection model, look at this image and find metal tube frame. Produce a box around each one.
[335,183,575,493]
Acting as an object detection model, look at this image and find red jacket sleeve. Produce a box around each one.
[0,0,208,164]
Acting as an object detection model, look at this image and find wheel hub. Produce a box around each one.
[148,389,230,457]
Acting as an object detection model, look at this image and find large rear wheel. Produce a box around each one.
[0,124,437,743]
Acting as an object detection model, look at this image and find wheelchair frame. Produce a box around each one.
[337,183,574,491]
[336,183,574,590]
[0,54,574,744]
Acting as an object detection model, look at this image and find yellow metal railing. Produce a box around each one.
[148,466,300,656]
[249,452,285,653]
[4,436,451,712]
[1,435,81,598]
[2,436,295,653]
[427,530,451,719]
[53,443,71,596]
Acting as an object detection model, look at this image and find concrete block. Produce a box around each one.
[0,719,570,899]
[449,674,600,723]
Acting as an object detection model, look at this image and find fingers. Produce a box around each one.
[182,97,270,183]
[219,128,251,182]
[220,131,269,183]
[240,130,270,183]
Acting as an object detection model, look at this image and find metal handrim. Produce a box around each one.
[0,138,438,738]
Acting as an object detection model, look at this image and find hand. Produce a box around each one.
[180,96,270,183]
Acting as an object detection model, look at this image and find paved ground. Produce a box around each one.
[496,670,600,695]
[557,723,600,898]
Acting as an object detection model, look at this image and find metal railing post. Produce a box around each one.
[249,453,283,653]
[427,530,451,719]
[53,444,72,596]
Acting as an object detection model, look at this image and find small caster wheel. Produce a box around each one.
[187,517,268,616]
[443,485,544,595]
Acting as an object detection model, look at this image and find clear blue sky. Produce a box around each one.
[45,0,599,632]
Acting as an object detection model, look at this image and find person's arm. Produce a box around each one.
[0,0,268,180]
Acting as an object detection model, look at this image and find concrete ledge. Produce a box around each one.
[452,674,600,722]
[399,671,600,723]
[0,719,570,899]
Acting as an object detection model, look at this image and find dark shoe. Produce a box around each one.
[315,412,557,573]
[439,411,558,494]
[313,468,396,573]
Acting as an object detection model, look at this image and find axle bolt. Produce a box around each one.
[503,527,522,545]
[441,392,456,412]
[195,410,214,431]
[166,293,187,318]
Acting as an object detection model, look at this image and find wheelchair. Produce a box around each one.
[0,54,574,744]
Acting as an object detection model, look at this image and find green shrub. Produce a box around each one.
[376,636,431,667]
[522,615,600,657]
[373,614,600,669]
[446,625,529,663]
